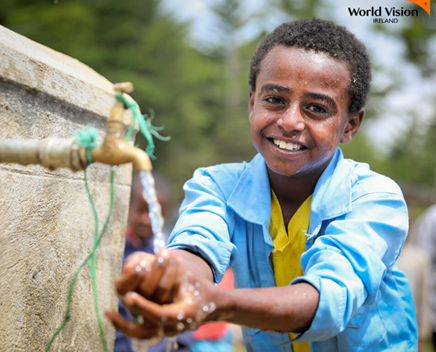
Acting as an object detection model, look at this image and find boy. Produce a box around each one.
[106,18,418,351]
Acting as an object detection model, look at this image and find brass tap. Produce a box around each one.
[0,82,152,172]
[84,83,152,171]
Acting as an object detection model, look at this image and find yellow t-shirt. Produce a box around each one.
[269,190,312,352]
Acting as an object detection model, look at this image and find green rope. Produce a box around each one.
[75,127,103,164]
[88,168,115,352]
[45,168,115,351]
[115,92,170,159]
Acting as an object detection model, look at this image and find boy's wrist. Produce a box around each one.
[205,287,235,323]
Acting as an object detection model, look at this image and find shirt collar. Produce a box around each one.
[309,148,352,234]
[226,148,352,232]
[227,153,271,227]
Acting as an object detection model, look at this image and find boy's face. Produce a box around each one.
[249,45,363,179]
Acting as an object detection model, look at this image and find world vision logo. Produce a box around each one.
[348,0,431,23]
[406,0,430,15]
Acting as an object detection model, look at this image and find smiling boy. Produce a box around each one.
[107,18,418,351]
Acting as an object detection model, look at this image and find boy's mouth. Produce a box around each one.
[271,138,306,152]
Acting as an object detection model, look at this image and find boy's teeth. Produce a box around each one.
[273,139,301,151]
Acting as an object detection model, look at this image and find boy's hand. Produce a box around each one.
[115,249,185,305]
[106,273,219,338]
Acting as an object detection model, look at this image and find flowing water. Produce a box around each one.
[131,171,172,352]
[140,171,166,253]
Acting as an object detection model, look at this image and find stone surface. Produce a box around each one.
[0,26,134,351]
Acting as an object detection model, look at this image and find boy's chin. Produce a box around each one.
[266,162,304,178]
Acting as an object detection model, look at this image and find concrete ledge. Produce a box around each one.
[0,25,133,125]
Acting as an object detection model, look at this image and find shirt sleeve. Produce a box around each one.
[166,168,238,283]
[290,191,408,341]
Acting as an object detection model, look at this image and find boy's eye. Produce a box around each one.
[306,104,331,116]
[264,96,285,105]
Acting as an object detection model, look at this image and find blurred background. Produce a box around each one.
[1,0,435,350]
[1,0,435,215]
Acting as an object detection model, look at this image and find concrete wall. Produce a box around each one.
[0,25,133,351]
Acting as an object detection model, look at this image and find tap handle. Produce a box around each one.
[114,82,134,94]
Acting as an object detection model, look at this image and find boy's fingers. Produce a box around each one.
[104,309,160,339]
[124,291,182,322]
[171,257,185,300]
[139,249,171,298]
[114,269,144,296]
[152,256,179,304]
[115,253,154,295]
[123,252,152,271]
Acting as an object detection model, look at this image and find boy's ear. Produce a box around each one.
[248,90,254,120]
[340,109,364,144]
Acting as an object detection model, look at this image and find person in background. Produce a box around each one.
[397,208,433,352]
[114,172,194,352]
[413,204,436,351]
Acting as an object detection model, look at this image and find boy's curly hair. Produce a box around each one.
[249,18,371,113]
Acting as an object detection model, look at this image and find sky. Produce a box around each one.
[160,0,436,150]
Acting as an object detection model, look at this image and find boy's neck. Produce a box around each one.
[267,167,324,224]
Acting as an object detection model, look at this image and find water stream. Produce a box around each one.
[131,171,173,352]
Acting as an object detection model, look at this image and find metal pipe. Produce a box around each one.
[0,138,83,171]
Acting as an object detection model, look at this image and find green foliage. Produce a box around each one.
[1,0,435,208]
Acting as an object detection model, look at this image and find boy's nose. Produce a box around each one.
[277,104,305,133]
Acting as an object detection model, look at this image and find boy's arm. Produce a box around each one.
[107,251,319,337]
[174,250,319,332]
[210,282,319,333]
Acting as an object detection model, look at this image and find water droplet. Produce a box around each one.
[177,312,184,320]
[202,305,209,312]
[140,260,147,267]
[176,322,185,331]
[146,266,152,272]
[195,282,201,288]
[186,318,193,324]
[161,316,167,323]
[188,285,194,292]
[208,302,216,312]
[135,265,142,273]
[194,290,199,296]
[137,315,144,325]
[157,257,164,264]
[186,298,193,305]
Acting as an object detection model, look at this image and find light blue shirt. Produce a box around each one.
[167,148,417,352]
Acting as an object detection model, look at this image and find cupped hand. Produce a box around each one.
[106,273,219,339]
[115,248,185,305]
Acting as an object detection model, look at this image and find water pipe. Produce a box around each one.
[0,82,152,172]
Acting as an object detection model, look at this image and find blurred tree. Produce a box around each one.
[370,9,436,202]
[0,0,230,207]
[1,0,435,208]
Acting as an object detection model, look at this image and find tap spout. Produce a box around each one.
[89,135,152,171]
